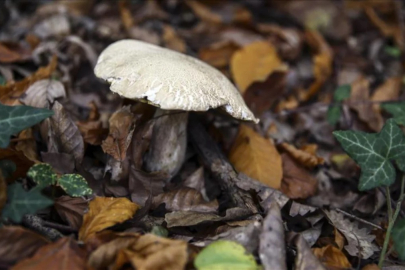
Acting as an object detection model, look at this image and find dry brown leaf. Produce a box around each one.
[152,187,218,213]
[77,120,108,146]
[279,143,324,168]
[0,55,57,105]
[118,0,134,32]
[295,235,326,270]
[199,41,240,68]
[88,232,140,269]
[280,153,318,199]
[133,0,168,24]
[19,79,66,108]
[0,171,6,217]
[11,237,89,270]
[162,25,186,53]
[371,77,402,117]
[49,101,85,163]
[185,0,222,24]
[0,226,50,268]
[102,106,136,161]
[79,197,139,242]
[362,264,380,270]
[231,41,288,93]
[334,228,345,250]
[54,196,88,230]
[312,245,352,269]
[15,128,40,163]
[0,148,34,182]
[348,76,383,131]
[114,234,188,270]
[229,125,283,189]
[0,41,32,63]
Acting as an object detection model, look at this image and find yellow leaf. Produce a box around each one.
[230,41,287,93]
[79,197,139,242]
[229,125,282,189]
[312,245,352,269]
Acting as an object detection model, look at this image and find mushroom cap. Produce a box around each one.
[94,39,258,123]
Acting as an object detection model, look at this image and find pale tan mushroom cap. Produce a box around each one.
[94,39,258,123]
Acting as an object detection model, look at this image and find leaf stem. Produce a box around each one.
[378,174,405,267]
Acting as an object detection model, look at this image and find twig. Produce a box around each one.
[335,208,383,230]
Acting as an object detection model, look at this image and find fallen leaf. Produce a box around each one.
[259,202,286,270]
[229,125,283,189]
[334,228,345,250]
[0,55,57,105]
[41,152,75,174]
[231,41,288,93]
[0,171,5,212]
[348,75,383,131]
[185,0,222,24]
[133,0,168,24]
[195,240,259,270]
[295,235,326,270]
[324,210,379,259]
[102,106,136,161]
[0,226,50,268]
[15,128,39,163]
[115,234,188,270]
[162,25,186,53]
[118,0,134,32]
[280,153,318,199]
[79,197,139,241]
[279,142,324,168]
[58,174,93,197]
[0,148,34,181]
[152,187,218,213]
[19,79,66,109]
[54,196,88,230]
[198,41,239,68]
[312,245,352,269]
[49,101,84,163]
[371,77,402,116]
[362,264,380,270]
[0,41,32,63]
[11,237,89,270]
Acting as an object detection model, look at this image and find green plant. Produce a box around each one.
[333,118,405,267]
[327,84,351,125]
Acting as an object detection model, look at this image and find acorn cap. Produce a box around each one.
[94,39,258,123]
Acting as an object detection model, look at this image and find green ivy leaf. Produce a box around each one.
[0,103,54,148]
[0,76,6,86]
[327,105,341,125]
[392,218,405,260]
[27,163,58,187]
[384,45,402,58]
[333,84,351,101]
[333,119,405,190]
[1,183,54,222]
[0,160,16,179]
[194,240,259,270]
[382,103,405,125]
[58,174,92,197]
[151,225,169,238]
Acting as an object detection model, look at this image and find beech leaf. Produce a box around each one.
[0,103,53,148]
[333,119,405,190]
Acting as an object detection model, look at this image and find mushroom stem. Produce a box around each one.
[144,109,188,178]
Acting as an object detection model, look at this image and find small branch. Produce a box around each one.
[335,208,383,230]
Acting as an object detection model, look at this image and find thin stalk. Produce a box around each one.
[378,175,405,267]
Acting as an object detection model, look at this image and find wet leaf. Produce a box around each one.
[0,103,53,148]
[27,163,58,187]
[79,197,139,241]
[229,125,282,189]
[0,226,49,267]
[102,106,136,161]
[58,174,92,197]
[195,240,259,270]
[2,183,54,222]
[333,119,405,190]
[392,218,405,260]
[231,41,287,93]
[312,245,352,269]
[11,237,89,270]
[54,196,88,230]
[49,101,84,163]
[19,79,66,108]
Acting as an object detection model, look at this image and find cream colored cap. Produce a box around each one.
[94,39,258,123]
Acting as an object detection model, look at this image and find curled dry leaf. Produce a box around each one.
[231,41,288,93]
[49,101,85,163]
[0,226,50,267]
[54,196,88,230]
[15,128,39,163]
[19,79,66,109]
[229,125,282,189]
[152,187,218,213]
[102,106,136,161]
[11,237,89,270]
[312,245,352,269]
[295,235,327,270]
[280,153,318,199]
[279,142,324,168]
[199,41,239,68]
[88,232,140,269]
[162,25,186,53]
[114,234,188,270]
[259,202,286,270]
[0,55,57,105]
[79,197,139,242]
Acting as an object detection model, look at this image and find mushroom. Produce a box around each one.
[94,39,258,177]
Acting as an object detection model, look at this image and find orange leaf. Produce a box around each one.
[199,41,240,68]
[362,264,380,270]
[185,0,222,24]
[162,25,186,53]
[231,41,287,93]
[79,197,139,242]
[229,125,282,189]
[279,142,324,168]
[312,245,352,269]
